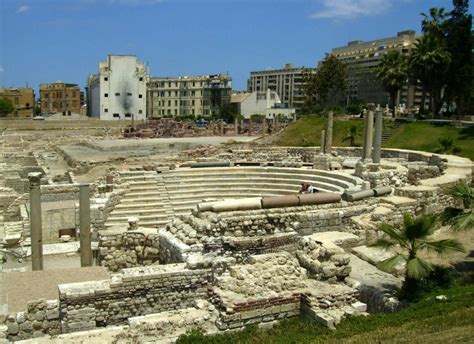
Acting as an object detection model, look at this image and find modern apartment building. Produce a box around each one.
[327,30,420,107]
[40,82,81,114]
[86,55,148,120]
[0,87,35,117]
[147,74,232,118]
[247,64,314,112]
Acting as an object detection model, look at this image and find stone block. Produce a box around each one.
[314,312,335,329]
[351,301,367,313]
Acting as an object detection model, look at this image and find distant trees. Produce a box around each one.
[0,98,14,117]
[374,1,472,117]
[304,55,347,110]
[376,50,408,116]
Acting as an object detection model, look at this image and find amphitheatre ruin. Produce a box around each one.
[0,113,472,343]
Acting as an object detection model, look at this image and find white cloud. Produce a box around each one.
[311,0,393,20]
[17,5,30,13]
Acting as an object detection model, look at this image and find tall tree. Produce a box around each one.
[376,50,408,116]
[371,214,464,296]
[445,0,473,115]
[0,98,14,117]
[304,55,347,108]
[409,35,451,116]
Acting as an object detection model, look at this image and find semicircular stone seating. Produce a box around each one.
[104,166,366,229]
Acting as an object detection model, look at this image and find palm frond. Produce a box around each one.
[451,211,474,232]
[379,223,405,245]
[407,257,433,279]
[420,239,465,255]
[377,254,406,273]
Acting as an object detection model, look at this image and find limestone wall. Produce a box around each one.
[4,299,60,342]
[98,228,160,271]
[58,264,212,333]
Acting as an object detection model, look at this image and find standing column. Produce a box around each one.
[275,116,279,132]
[79,184,92,267]
[28,172,43,271]
[325,112,334,154]
[234,117,239,135]
[362,111,374,161]
[248,118,252,136]
[372,110,383,163]
[320,130,326,154]
[220,121,224,136]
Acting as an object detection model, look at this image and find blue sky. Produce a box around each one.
[0,0,459,92]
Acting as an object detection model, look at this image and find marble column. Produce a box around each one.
[325,112,334,154]
[248,118,252,136]
[28,172,43,271]
[79,184,92,267]
[220,121,224,136]
[320,130,326,154]
[234,117,239,135]
[372,110,383,163]
[362,111,374,161]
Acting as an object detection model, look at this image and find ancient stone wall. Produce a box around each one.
[98,228,160,271]
[4,299,60,342]
[58,264,213,333]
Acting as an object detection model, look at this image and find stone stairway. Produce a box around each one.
[381,121,403,144]
[105,171,173,229]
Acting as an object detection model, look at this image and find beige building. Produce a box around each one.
[247,64,314,112]
[328,30,420,107]
[147,74,232,118]
[40,82,82,114]
[0,87,35,117]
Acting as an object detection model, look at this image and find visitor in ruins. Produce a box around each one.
[300,182,319,194]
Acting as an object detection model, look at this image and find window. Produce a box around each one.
[168,100,171,106]
[26,103,30,107]
[192,100,195,106]
[192,109,195,115]
[127,93,132,96]
[138,110,143,114]
[104,93,108,97]
[191,91,195,96]
[139,94,142,98]
[104,108,108,113]
[125,113,131,118]
[175,100,178,106]
[113,113,120,118]
[115,93,120,96]
[104,77,108,81]
[139,77,143,81]
[174,109,177,115]
[175,91,178,96]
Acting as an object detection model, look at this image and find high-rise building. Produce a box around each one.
[0,87,35,117]
[247,64,315,112]
[147,74,232,118]
[86,55,148,120]
[327,30,420,107]
[40,82,81,115]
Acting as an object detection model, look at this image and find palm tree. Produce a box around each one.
[447,181,474,231]
[436,137,461,154]
[342,125,360,147]
[371,214,464,295]
[376,50,408,116]
[409,35,451,116]
[421,7,448,38]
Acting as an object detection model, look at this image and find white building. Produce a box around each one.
[231,89,296,120]
[86,55,149,120]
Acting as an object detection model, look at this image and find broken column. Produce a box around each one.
[28,172,43,271]
[372,109,383,163]
[325,112,333,154]
[248,118,252,136]
[234,117,239,135]
[362,110,374,161]
[320,130,326,154]
[220,121,224,136]
[79,184,92,267]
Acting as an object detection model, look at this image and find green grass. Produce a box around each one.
[384,122,474,161]
[276,116,474,161]
[177,284,474,344]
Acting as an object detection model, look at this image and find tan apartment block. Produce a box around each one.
[147,74,232,118]
[0,87,35,117]
[40,82,81,114]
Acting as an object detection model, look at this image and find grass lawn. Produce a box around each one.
[177,285,474,344]
[276,116,474,161]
